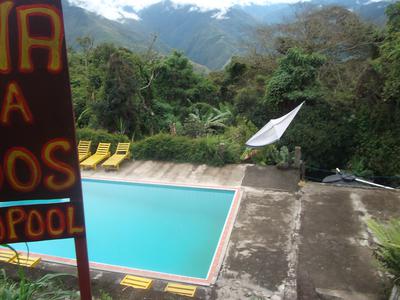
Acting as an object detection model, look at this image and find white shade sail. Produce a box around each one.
[246,102,305,147]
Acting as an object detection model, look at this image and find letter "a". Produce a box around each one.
[0,81,33,125]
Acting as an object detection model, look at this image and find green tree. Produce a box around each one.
[378,2,400,104]
[265,48,325,107]
[264,48,354,169]
[154,51,198,109]
[92,49,144,137]
[271,6,376,58]
[69,48,89,126]
[234,86,266,127]
[69,41,117,127]
[348,2,400,184]
[281,101,355,169]
[256,6,378,103]
[153,51,218,119]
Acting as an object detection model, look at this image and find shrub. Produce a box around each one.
[367,219,400,284]
[223,118,258,146]
[280,100,355,170]
[0,270,78,300]
[76,128,130,153]
[255,146,279,165]
[132,134,241,166]
[351,102,400,186]
[249,145,295,167]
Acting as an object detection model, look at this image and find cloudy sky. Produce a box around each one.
[68,0,302,20]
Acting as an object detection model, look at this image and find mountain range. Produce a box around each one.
[62,0,395,70]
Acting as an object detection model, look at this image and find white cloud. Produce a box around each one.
[67,0,303,21]
[68,0,140,20]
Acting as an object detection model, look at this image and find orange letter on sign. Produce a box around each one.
[26,210,45,239]
[0,217,6,242]
[67,206,84,235]
[0,167,3,191]
[0,81,34,125]
[5,147,41,193]
[7,208,26,241]
[42,139,76,192]
[0,1,13,74]
[17,5,63,73]
[47,208,65,237]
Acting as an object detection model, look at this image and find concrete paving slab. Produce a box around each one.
[297,183,399,300]
[82,161,247,188]
[210,187,301,300]
[242,165,300,192]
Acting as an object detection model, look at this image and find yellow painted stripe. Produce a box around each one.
[165,283,196,297]
[120,275,152,290]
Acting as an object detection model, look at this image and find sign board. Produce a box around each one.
[0,0,91,298]
[0,0,85,243]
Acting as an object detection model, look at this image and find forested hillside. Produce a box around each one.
[241,0,394,25]
[63,0,394,70]
[138,1,257,70]
[69,3,400,187]
[61,0,169,53]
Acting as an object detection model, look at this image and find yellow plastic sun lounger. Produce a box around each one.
[165,283,197,298]
[80,143,111,170]
[78,140,92,162]
[120,275,153,290]
[0,249,17,263]
[10,255,41,268]
[102,143,131,170]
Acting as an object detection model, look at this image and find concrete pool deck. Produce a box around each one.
[81,160,247,188]
[2,160,399,299]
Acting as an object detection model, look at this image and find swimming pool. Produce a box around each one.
[3,178,240,285]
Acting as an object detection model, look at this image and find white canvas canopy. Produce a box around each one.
[246,102,305,147]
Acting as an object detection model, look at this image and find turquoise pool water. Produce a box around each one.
[3,179,235,279]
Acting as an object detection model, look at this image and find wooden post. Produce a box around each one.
[294,146,302,169]
[75,236,92,299]
[300,160,306,181]
[73,197,92,300]
[170,123,177,136]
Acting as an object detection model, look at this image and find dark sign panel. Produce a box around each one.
[0,0,81,202]
[0,202,85,244]
[0,0,86,244]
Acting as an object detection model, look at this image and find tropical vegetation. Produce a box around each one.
[0,270,77,300]
[69,3,400,186]
[368,219,400,285]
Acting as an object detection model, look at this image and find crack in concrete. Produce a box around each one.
[283,192,303,300]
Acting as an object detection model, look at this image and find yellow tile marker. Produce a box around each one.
[120,275,153,290]
[165,282,197,298]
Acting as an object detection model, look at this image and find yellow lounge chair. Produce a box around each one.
[120,275,153,290]
[10,255,41,268]
[102,143,131,170]
[78,140,92,162]
[0,249,17,263]
[80,143,111,170]
[165,283,197,298]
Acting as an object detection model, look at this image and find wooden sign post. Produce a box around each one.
[0,0,92,298]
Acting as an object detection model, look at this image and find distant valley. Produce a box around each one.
[62,0,395,70]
